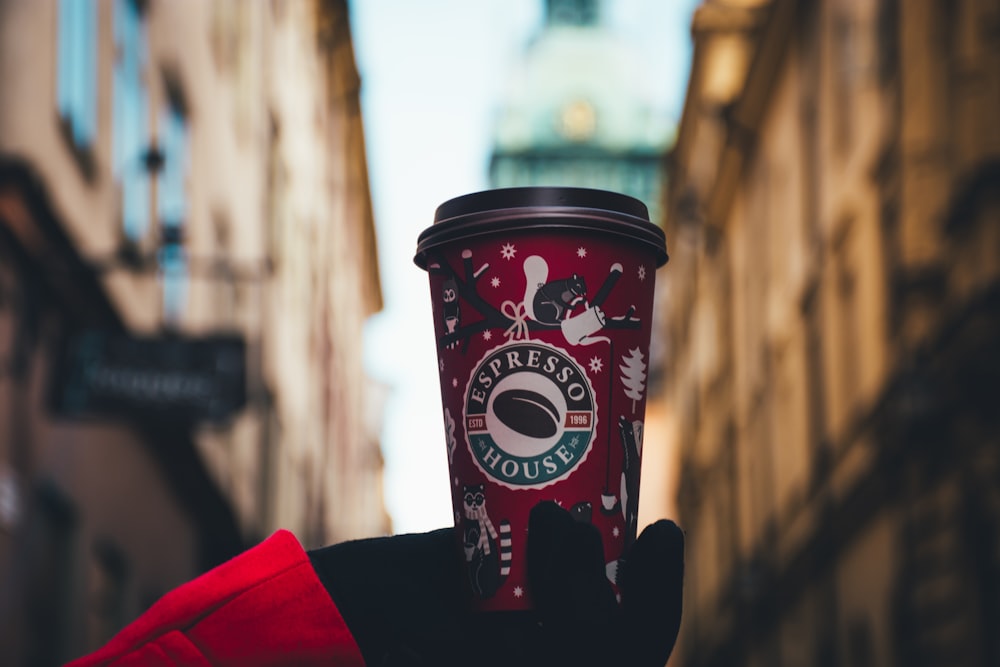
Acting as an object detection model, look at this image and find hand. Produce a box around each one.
[308,527,467,665]
[525,501,684,667]
[308,502,684,667]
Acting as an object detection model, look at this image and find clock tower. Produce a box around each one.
[488,0,673,225]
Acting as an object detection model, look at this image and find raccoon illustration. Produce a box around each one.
[532,275,587,324]
[460,484,512,599]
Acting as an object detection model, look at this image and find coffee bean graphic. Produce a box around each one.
[492,389,561,439]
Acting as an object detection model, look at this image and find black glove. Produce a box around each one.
[525,501,684,667]
[308,502,683,667]
[308,526,466,665]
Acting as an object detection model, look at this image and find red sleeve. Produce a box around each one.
[65,530,366,667]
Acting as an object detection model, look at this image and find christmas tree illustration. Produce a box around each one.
[619,347,647,412]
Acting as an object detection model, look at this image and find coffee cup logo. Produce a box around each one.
[464,341,596,489]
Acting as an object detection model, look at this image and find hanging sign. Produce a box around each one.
[53,331,247,425]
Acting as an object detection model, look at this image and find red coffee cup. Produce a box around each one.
[414,187,668,611]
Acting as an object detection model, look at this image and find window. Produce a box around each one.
[832,13,858,155]
[57,0,98,148]
[159,242,187,326]
[158,102,190,324]
[157,103,189,229]
[112,0,150,240]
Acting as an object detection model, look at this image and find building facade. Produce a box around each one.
[0,1,387,664]
[661,0,1000,666]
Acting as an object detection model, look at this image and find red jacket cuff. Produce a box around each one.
[65,530,366,667]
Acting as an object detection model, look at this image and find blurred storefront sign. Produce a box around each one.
[53,331,246,425]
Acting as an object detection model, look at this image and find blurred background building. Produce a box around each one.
[489,0,673,225]
[662,1,1000,667]
[0,0,387,664]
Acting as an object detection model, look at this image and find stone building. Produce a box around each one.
[0,1,386,664]
[661,0,1000,666]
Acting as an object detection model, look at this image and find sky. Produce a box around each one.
[348,0,701,534]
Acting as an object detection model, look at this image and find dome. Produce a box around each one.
[493,22,674,153]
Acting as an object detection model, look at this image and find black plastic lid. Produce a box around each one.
[414,186,668,269]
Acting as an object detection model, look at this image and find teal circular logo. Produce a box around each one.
[464,342,596,489]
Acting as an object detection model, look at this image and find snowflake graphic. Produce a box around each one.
[638,265,647,281]
[500,243,517,260]
[491,276,501,288]
[612,526,620,538]
[483,330,493,341]
[588,356,603,373]
[513,586,524,599]
[439,359,445,372]
[452,378,458,388]
[577,246,588,258]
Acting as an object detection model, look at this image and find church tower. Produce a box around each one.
[488,0,673,224]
